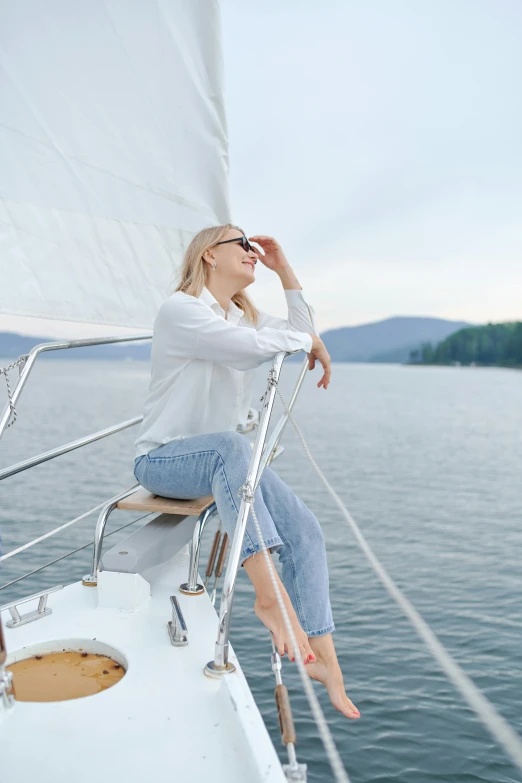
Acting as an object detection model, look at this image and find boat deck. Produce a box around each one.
[1,545,286,783]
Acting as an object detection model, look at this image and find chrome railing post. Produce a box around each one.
[180,502,218,595]
[0,334,152,441]
[0,612,15,711]
[254,356,309,487]
[204,351,288,678]
[82,485,141,586]
[0,417,144,481]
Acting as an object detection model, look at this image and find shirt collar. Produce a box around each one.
[199,286,244,322]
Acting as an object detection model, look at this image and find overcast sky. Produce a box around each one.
[2,0,521,337]
[222,0,522,330]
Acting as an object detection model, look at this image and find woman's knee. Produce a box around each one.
[216,431,252,462]
[134,456,147,485]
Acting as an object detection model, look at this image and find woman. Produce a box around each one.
[134,224,360,720]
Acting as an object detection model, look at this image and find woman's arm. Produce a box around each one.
[249,236,317,335]
[256,288,317,335]
[157,294,312,371]
[249,236,331,389]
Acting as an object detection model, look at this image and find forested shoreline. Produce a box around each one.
[409,322,522,367]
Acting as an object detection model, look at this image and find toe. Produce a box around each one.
[274,633,285,657]
[302,636,315,658]
[342,698,360,719]
[346,698,360,715]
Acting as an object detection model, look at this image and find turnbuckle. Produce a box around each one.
[271,642,307,782]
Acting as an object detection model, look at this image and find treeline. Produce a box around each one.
[409,322,522,367]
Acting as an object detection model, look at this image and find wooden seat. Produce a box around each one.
[117,487,214,517]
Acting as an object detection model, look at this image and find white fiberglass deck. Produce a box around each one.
[0,545,286,783]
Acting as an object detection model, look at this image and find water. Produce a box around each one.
[1,359,521,783]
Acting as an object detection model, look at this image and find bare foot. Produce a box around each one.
[307,636,360,720]
[254,595,315,664]
[244,551,315,665]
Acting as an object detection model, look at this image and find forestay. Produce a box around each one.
[0,0,230,329]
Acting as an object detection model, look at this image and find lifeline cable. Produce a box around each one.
[0,485,139,563]
[0,512,153,591]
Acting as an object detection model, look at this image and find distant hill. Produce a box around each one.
[410,322,522,367]
[0,315,471,364]
[319,316,472,363]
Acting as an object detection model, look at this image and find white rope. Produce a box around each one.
[247,497,351,783]
[276,388,522,775]
[0,485,139,562]
[0,356,25,430]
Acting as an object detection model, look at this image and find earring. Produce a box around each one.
[211,262,216,271]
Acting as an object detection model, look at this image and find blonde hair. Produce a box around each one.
[172,224,259,325]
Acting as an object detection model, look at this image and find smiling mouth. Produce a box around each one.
[242,261,255,270]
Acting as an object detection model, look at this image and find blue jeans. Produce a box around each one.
[134,431,334,637]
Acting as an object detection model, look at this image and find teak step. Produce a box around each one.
[117,487,214,516]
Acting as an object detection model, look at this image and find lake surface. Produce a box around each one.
[1,359,521,783]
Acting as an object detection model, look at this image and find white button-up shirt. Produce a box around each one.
[134,286,316,458]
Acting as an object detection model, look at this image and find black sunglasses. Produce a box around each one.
[214,235,257,260]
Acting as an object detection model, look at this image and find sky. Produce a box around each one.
[1,0,521,338]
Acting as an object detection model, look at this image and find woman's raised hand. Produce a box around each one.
[248,236,330,388]
[248,235,289,273]
[308,335,331,390]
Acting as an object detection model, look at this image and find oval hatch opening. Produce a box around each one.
[7,639,127,703]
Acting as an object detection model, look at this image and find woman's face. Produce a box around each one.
[208,228,258,287]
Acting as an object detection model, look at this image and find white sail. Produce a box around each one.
[0,0,230,329]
